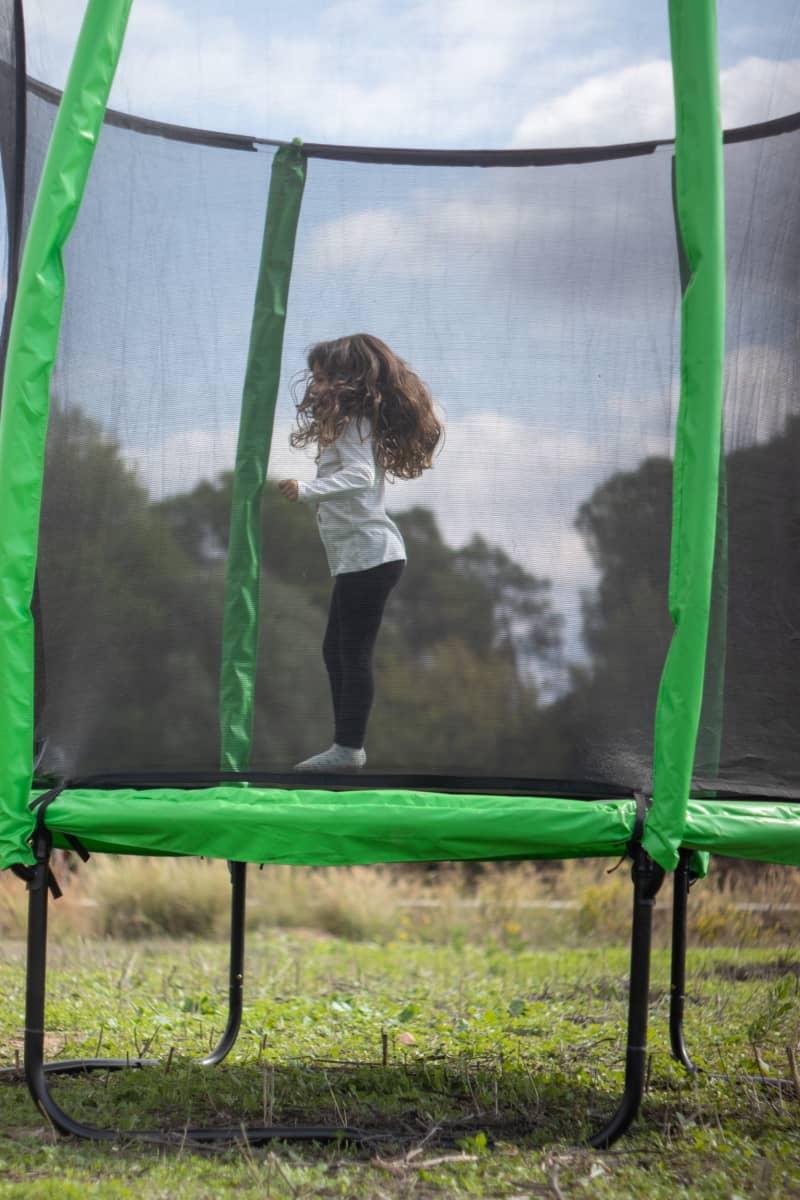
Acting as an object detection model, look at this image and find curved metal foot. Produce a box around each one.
[201,861,246,1066]
[589,845,664,1148]
[29,1057,362,1146]
[588,1078,645,1149]
[43,1057,156,1075]
[28,1057,360,1145]
[669,849,696,1072]
[0,1058,156,1081]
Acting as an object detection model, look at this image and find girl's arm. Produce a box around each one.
[296,419,376,503]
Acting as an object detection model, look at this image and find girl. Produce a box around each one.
[279,333,442,772]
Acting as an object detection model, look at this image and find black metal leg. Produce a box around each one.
[670,849,695,1071]
[201,861,246,1066]
[23,838,361,1144]
[25,829,118,1138]
[589,846,664,1148]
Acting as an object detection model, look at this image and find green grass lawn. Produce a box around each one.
[2,929,800,1198]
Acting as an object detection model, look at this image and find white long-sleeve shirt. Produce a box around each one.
[296,418,406,576]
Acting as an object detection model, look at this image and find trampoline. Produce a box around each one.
[1,0,800,1147]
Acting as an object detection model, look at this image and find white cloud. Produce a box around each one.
[426,0,597,44]
[723,341,799,449]
[123,410,318,500]
[124,424,239,499]
[512,55,800,149]
[305,181,645,287]
[306,194,562,280]
[512,61,674,148]
[720,56,800,128]
[309,208,428,277]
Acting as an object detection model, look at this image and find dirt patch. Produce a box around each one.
[707,956,800,982]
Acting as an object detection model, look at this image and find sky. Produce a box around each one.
[21,0,800,147]
[7,1,800,689]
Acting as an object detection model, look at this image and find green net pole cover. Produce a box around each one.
[644,0,726,870]
[0,0,134,870]
[219,144,307,771]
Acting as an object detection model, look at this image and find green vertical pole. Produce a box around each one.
[643,0,726,871]
[219,144,307,772]
[694,450,728,787]
[0,0,133,870]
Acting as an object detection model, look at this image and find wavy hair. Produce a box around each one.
[290,334,442,480]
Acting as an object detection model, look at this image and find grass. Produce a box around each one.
[2,862,800,1196]
[3,855,800,947]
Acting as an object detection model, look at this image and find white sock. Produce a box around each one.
[293,743,367,772]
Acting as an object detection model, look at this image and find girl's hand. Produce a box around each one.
[278,478,300,502]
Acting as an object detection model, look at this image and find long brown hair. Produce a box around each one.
[290,334,442,480]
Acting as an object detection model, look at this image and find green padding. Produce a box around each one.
[36,789,800,869]
[684,801,800,868]
[220,144,307,771]
[645,0,725,871]
[34,788,638,866]
[0,0,133,871]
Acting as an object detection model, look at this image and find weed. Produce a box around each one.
[88,856,231,938]
[4,855,800,949]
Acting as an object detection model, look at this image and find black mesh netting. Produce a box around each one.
[20,66,800,796]
[0,0,23,374]
[694,128,800,798]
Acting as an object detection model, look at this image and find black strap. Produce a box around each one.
[64,833,90,862]
[31,784,90,877]
[12,846,62,900]
[30,782,68,818]
[29,784,71,895]
[628,791,651,854]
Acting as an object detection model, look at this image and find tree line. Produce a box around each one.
[34,406,800,795]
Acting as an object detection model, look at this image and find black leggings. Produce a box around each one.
[322,559,404,749]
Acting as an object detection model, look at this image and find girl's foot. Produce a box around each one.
[293,744,367,772]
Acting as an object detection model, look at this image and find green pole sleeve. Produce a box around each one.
[689,452,728,878]
[695,448,728,788]
[643,0,726,871]
[0,0,133,870]
[219,144,307,771]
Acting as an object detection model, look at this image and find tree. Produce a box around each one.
[566,419,800,796]
[38,407,221,775]
[454,533,563,667]
[561,456,674,788]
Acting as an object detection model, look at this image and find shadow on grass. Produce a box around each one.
[1,1057,624,1150]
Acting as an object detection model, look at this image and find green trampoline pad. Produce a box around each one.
[32,787,638,866]
[29,789,800,868]
[684,799,800,868]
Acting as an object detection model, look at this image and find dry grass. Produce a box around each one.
[4,853,800,947]
[88,855,235,938]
